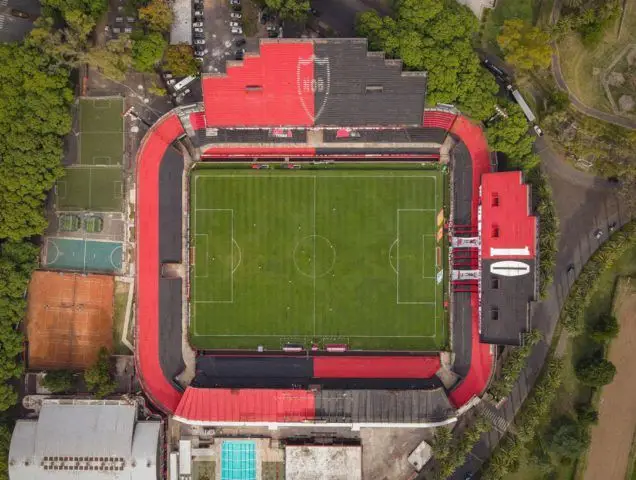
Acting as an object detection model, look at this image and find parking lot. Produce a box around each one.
[0,0,39,43]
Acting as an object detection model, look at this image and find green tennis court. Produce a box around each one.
[190,166,446,351]
[56,167,123,212]
[43,237,123,273]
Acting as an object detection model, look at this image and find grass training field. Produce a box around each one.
[78,97,124,166]
[56,166,123,211]
[189,165,447,351]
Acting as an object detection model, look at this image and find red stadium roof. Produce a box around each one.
[481,171,536,260]
[174,387,315,423]
[202,42,315,127]
[313,356,440,379]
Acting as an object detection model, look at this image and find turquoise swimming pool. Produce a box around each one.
[221,440,256,480]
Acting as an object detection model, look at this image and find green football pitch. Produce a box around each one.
[78,97,124,166]
[190,166,447,351]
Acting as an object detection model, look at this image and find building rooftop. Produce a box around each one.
[8,401,160,480]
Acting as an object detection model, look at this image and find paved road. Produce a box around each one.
[0,0,39,43]
[450,139,630,479]
[549,0,636,130]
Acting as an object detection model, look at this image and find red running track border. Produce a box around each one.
[136,113,185,414]
[313,356,441,379]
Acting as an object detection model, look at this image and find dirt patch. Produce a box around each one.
[361,427,431,480]
[584,277,636,480]
[26,271,114,369]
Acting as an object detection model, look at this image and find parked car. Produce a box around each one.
[166,79,176,85]
[193,0,202,4]
[231,27,243,34]
[163,73,173,79]
[193,21,204,27]
[593,229,603,240]
[193,32,205,38]
[533,125,544,137]
[230,0,241,4]
[230,12,242,19]
[10,9,30,19]
[234,37,246,46]
[229,21,241,27]
[194,10,203,16]
[182,88,192,96]
[194,27,204,33]
[194,39,206,45]
[194,49,209,57]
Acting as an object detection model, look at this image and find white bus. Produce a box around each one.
[173,75,197,92]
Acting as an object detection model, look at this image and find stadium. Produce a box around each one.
[136,38,538,428]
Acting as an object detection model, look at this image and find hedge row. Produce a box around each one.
[561,220,636,334]
[480,358,564,479]
[488,330,542,401]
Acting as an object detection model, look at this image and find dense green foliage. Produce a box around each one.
[481,358,564,479]
[42,0,108,21]
[0,44,72,239]
[41,370,75,393]
[432,416,491,479]
[589,313,619,342]
[486,103,536,162]
[356,0,499,120]
[139,0,173,33]
[488,330,542,401]
[84,347,117,398]
[547,416,591,459]
[132,32,167,72]
[163,44,199,77]
[497,19,552,71]
[554,0,620,46]
[0,242,39,410]
[264,0,309,21]
[562,220,636,334]
[575,353,616,386]
[0,425,10,480]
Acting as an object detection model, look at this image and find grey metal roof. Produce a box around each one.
[8,403,160,480]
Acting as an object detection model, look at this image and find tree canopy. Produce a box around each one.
[589,314,619,342]
[139,0,174,33]
[84,347,117,398]
[575,354,616,386]
[41,370,75,393]
[356,0,498,120]
[264,0,309,21]
[497,19,552,71]
[133,32,167,72]
[0,43,72,240]
[486,102,535,163]
[163,44,199,77]
[547,417,591,459]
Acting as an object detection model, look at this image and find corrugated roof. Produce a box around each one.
[8,403,159,480]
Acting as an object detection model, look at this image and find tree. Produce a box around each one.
[497,19,552,71]
[86,35,134,80]
[264,0,308,21]
[0,424,11,480]
[546,89,570,114]
[163,44,198,77]
[132,32,167,73]
[139,0,174,33]
[589,313,619,342]
[84,347,117,398]
[356,0,499,120]
[547,417,590,459]
[575,355,616,386]
[41,370,75,393]
[42,0,108,20]
[486,102,535,164]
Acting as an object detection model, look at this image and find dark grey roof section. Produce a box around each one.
[480,259,535,346]
[159,278,185,382]
[452,292,473,377]
[159,147,183,263]
[315,147,440,156]
[451,142,472,226]
[323,128,447,144]
[197,128,307,145]
[314,389,454,423]
[313,39,427,126]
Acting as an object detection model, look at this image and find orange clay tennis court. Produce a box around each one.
[26,271,114,369]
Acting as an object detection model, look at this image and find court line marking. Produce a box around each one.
[312,176,317,338]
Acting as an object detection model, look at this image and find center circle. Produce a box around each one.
[293,235,336,278]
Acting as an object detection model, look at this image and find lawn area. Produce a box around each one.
[557,0,636,114]
[189,165,446,351]
[504,240,636,480]
[481,0,534,52]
